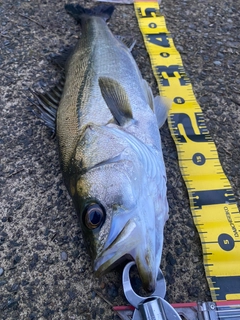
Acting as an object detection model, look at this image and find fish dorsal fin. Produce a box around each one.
[28,77,65,135]
[50,46,74,69]
[154,96,172,128]
[98,76,133,126]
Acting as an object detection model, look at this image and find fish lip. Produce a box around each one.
[94,249,157,293]
[93,218,159,292]
[135,256,157,293]
[94,253,133,277]
[94,219,138,275]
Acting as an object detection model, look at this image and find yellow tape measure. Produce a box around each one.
[134,0,240,301]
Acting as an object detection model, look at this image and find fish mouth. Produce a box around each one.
[94,219,158,292]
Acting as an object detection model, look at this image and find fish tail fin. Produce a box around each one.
[65,4,115,23]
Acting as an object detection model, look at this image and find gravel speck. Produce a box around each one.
[0,280,7,286]
[175,247,183,256]
[60,251,68,261]
[226,41,239,49]
[193,256,200,263]
[107,284,119,299]
[217,52,224,59]
[0,267,4,276]
[13,255,21,265]
[11,283,19,292]
[166,252,177,266]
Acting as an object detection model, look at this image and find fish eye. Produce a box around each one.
[83,203,106,230]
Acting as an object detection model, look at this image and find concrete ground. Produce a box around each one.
[0,0,239,319]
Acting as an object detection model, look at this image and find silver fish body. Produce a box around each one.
[56,5,169,292]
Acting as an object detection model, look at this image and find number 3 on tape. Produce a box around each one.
[134,0,240,301]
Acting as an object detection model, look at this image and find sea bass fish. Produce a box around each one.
[33,4,170,292]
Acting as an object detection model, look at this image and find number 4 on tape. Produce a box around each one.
[133,0,240,301]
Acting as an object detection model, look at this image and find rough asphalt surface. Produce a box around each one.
[0,0,240,319]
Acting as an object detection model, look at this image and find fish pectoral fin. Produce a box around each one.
[141,78,172,127]
[154,96,172,128]
[98,76,133,126]
[142,79,154,111]
[28,78,64,134]
[115,35,136,51]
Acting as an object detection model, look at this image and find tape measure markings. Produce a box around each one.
[134,0,240,301]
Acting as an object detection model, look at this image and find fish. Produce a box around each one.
[32,4,170,293]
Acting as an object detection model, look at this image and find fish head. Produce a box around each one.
[71,124,168,292]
